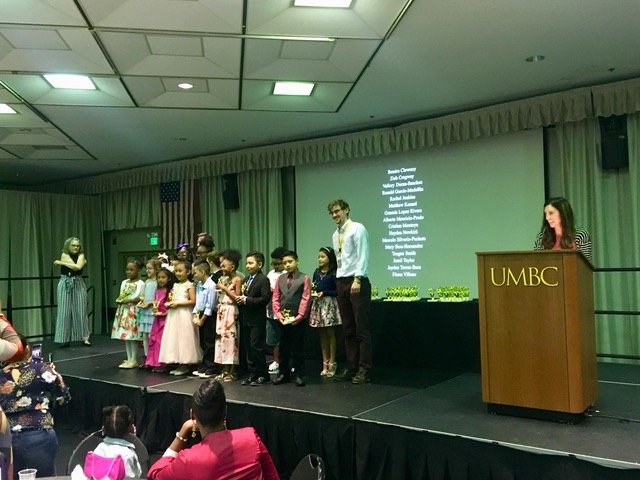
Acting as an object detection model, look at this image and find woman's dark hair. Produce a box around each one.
[540,197,576,249]
[102,405,134,438]
[318,246,338,274]
[192,379,226,428]
[197,234,215,250]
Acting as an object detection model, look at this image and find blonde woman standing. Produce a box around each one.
[54,237,91,347]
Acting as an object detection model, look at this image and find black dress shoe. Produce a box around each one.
[241,375,257,386]
[333,367,357,381]
[294,375,306,387]
[352,368,371,385]
[60,342,70,349]
[272,374,289,385]
[250,376,271,386]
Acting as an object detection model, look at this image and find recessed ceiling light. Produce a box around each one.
[273,82,315,96]
[178,83,194,90]
[43,74,96,90]
[525,55,545,63]
[0,104,17,114]
[294,0,352,7]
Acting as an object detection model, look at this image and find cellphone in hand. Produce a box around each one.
[48,353,53,363]
[31,343,42,362]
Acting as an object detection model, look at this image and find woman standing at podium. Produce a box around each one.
[534,197,592,263]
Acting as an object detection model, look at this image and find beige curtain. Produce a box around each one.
[556,113,640,363]
[0,190,103,338]
[101,184,160,230]
[200,169,284,266]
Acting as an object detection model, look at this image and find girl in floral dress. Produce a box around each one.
[159,261,200,376]
[214,249,242,381]
[111,261,145,369]
[309,247,342,377]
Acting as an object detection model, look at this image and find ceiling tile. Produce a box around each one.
[0,148,18,160]
[0,104,51,128]
[98,32,241,78]
[80,0,243,33]
[2,0,85,26]
[0,26,114,75]
[123,76,239,108]
[246,0,411,38]
[0,74,134,107]
[244,38,380,82]
[2,144,91,160]
[242,80,352,112]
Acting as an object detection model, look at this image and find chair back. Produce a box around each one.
[290,454,325,480]
[66,430,150,476]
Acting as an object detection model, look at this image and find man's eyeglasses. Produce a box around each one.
[329,209,342,215]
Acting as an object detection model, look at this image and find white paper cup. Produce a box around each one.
[18,469,37,480]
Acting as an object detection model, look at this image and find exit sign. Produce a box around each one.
[148,232,159,246]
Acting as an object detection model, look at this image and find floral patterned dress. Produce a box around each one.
[111,279,145,341]
[0,361,71,433]
[309,270,342,328]
[215,276,240,365]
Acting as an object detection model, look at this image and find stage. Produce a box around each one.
[50,336,640,480]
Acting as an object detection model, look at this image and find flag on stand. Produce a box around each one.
[160,180,195,250]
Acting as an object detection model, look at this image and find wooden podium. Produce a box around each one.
[476,250,597,422]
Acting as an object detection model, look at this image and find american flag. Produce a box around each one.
[160,180,195,250]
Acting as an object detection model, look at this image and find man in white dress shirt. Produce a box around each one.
[328,199,372,384]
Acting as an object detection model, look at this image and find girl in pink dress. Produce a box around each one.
[145,267,174,372]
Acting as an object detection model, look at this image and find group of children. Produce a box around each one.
[110,245,343,386]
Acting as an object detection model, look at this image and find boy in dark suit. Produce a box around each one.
[237,251,272,386]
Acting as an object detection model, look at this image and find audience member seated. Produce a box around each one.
[0,407,12,480]
[147,379,279,480]
[0,299,24,362]
[0,334,71,477]
[91,406,142,478]
[0,301,24,480]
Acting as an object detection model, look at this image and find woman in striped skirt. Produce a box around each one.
[54,237,91,347]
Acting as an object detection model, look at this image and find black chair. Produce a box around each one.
[290,454,325,480]
[66,430,150,476]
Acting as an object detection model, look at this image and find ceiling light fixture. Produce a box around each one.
[525,55,545,63]
[43,74,96,90]
[178,83,194,90]
[273,82,315,96]
[294,0,353,7]
[0,104,17,114]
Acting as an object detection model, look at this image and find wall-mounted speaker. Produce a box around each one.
[599,115,629,170]
[222,173,240,210]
